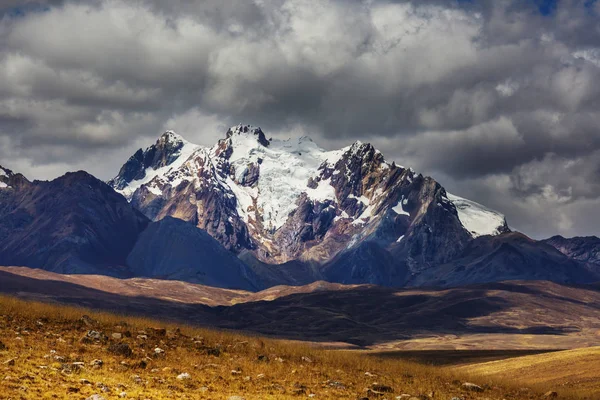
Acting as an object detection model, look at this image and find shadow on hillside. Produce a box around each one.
[0,271,594,348]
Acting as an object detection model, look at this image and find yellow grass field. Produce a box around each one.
[0,294,596,399]
[458,346,600,399]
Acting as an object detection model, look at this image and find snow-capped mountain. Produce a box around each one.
[0,127,595,290]
[110,125,511,284]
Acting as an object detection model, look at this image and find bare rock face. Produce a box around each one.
[543,235,600,273]
[108,131,188,190]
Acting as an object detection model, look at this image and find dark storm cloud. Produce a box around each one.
[0,0,599,238]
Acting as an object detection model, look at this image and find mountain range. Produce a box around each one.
[0,125,598,290]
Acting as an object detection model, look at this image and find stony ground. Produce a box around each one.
[0,295,576,400]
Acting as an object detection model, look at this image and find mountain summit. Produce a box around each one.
[110,125,516,286]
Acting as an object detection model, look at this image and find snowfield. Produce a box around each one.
[447,193,507,237]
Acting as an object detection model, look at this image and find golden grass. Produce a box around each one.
[457,346,600,399]
[0,294,587,399]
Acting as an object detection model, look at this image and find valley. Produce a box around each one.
[1,266,599,351]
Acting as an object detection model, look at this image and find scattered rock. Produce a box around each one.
[81,330,107,344]
[301,356,313,363]
[176,372,191,380]
[108,343,133,358]
[227,397,245,400]
[85,395,106,400]
[326,380,346,389]
[544,391,558,399]
[199,346,221,357]
[292,384,308,395]
[231,369,242,375]
[136,335,148,340]
[148,327,167,336]
[90,359,104,368]
[0,341,7,351]
[96,382,111,393]
[112,333,122,340]
[370,383,394,393]
[396,395,412,400]
[87,330,103,340]
[119,392,127,398]
[257,354,269,362]
[461,382,483,392]
[154,347,165,357]
[3,359,15,366]
[80,379,92,385]
[80,315,98,327]
[131,375,142,384]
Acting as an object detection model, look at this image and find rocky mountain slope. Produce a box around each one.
[543,235,600,273]
[0,168,148,276]
[0,168,260,289]
[127,216,259,290]
[110,125,526,287]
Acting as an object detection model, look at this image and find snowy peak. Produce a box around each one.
[446,193,509,238]
[160,130,187,145]
[109,131,200,195]
[226,124,270,147]
[0,165,12,189]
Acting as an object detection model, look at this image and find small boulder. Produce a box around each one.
[544,392,558,399]
[80,315,98,327]
[148,327,167,337]
[90,359,104,368]
[85,395,106,400]
[461,382,483,392]
[371,383,394,393]
[108,343,133,358]
[177,372,191,380]
[87,330,103,340]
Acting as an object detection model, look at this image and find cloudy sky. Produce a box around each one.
[0,0,599,239]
